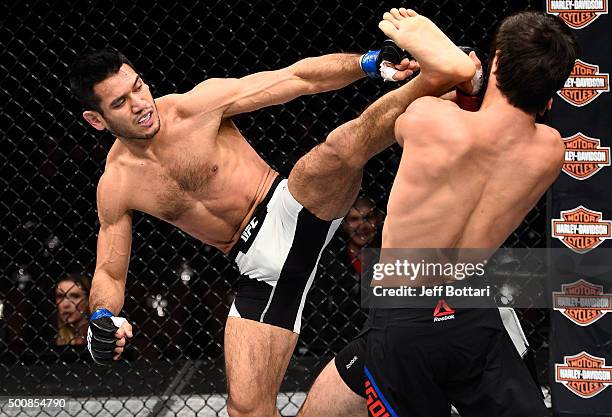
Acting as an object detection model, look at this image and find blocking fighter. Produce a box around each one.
[70,8,476,417]
[298,10,578,417]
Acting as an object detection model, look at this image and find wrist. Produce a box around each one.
[90,308,114,321]
[360,50,381,78]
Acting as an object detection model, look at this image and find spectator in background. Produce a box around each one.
[54,273,90,346]
[301,196,384,354]
[342,197,385,275]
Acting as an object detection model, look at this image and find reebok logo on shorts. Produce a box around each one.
[346,355,358,370]
[433,299,455,322]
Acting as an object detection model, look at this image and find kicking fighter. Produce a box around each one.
[70,8,475,416]
[299,10,578,417]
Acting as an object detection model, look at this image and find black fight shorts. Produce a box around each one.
[363,308,548,417]
[334,308,548,417]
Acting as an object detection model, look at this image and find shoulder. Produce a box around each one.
[406,96,458,115]
[535,124,566,174]
[542,125,564,147]
[96,167,131,224]
[397,96,466,140]
[173,78,241,117]
[402,96,463,127]
[539,124,565,158]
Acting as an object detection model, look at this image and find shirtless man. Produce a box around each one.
[298,11,578,417]
[71,8,476,416]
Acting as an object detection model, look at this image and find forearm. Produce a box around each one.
[288,53,365,93]
[357,75,448,148]
[89,270,126,315]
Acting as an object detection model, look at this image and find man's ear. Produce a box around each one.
[490,51,499,74]
[539,98,553,116]
[83,110,106,131]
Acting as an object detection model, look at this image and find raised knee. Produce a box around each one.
[227,395,277,417]
[323,121,367,169]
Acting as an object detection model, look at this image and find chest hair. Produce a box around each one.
[156,157,217,221]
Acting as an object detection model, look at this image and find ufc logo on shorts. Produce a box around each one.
[365,379,390,417]
[240,218,259,242]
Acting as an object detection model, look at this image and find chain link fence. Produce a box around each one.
[2,0,546,415]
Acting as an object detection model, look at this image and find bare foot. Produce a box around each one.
[457,51,483,94]
[378,8,475,86]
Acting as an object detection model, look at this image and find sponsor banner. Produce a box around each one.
[553,279,612,325]
[558,59,610,107]
[563,133,611,180]
[551,206,612,253]
[547,3,611,414]
[555,351,612,398]
[547,0,609,29]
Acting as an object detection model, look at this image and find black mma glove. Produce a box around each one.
[87,308,127,365]
[360,39,409,81]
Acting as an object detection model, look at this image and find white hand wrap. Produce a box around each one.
[470,67,484,95]
[379,62,399,82]
[111,316,127,328]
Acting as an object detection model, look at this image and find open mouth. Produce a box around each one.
[137,111,153,127]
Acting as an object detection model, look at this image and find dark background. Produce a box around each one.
[1,0,547,413]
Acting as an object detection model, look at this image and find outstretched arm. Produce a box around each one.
[180,53,415,118]
[223,54,365,117]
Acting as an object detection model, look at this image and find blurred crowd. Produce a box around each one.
[0,196,385,363]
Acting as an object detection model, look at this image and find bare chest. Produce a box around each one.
[160,157,221,220]
[129,151,221,222]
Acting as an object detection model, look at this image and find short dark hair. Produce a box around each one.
[491,11,579,114]
[69,48,135,112]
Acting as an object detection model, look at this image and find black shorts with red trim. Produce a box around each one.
[363,308,548,417]
[334,310,545,415]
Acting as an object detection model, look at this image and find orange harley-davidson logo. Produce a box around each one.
[552,206,612,253]
[563,133,611,180]
[547,0,608,29]
[553,279,612,326]
[556,352,612,398]
[558,60,610,107]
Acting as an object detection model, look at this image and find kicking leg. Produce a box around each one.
[225,317,298,417]
[289,8,475,220]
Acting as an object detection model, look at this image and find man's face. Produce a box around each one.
[342,200,384,248]
[83,64,161,140]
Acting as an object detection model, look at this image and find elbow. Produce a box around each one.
[287,58,328,94]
